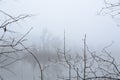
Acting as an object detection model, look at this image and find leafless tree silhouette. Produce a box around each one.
[100,0,120,26]
[0,6,33,80]
[55,33,120,80]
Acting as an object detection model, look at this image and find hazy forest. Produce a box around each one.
[0,0,120,80]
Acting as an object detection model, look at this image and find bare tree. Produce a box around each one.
[100,0,120,26]
[55,33,120,80]
[0,3,33,80]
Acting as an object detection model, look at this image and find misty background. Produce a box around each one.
[1,0,120,51]
[0,0,120,80]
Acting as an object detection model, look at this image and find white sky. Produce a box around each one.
[1,0,120,57]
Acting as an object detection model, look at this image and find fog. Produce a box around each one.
[1,0,118,42]
[1,0,120,80]
[1,0,119,51]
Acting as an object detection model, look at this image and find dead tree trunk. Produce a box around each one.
[83,34,86,80]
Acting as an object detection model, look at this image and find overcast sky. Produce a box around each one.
[1,0,120,57]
